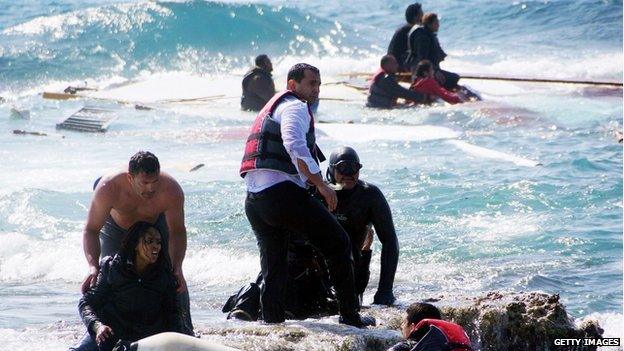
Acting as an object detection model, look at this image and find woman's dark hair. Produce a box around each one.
[416,60,433,78]
[406,302,442,325]
[120,221,165,268]
[422,13,438,29]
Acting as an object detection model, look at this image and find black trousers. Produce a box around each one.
[245,181,360,323]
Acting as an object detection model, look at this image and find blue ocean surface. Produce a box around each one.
[0,1,622,349]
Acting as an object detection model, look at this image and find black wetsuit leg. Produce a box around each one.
[98,214,194,335]
[245,181,360,322]
[354,249,372,298]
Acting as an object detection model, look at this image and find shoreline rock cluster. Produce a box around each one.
[196,291,608,351]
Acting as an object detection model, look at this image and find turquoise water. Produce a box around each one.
[0,1,622,349]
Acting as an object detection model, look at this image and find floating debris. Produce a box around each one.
[56,106,117,133]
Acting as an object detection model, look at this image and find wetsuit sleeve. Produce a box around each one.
[280,101,321,177]
[78,258,113,337]
[249,75,275,103]
[369,186,399,304]
[380,76,423,103]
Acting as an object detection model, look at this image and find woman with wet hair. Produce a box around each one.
[70,221,185,351]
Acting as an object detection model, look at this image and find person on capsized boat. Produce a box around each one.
[367,55,425,109]
[406,13,460,90]
[70,222,189,351]
[388,303,473,351]
[240,63,373,328]
[241,54,276,112]
[387,3,423,72]
[410,60,464,104]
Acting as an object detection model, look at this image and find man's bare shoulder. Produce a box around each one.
[94,172,128,196]
[159,172,184,199]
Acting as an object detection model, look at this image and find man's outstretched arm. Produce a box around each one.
[81,180,115,293]
[165,181,188,293]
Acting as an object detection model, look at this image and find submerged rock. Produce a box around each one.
[195,291,607,351]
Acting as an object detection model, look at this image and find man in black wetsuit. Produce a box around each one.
[387,3,423,72]
[405,13,460,90]
[327,146,399,305]
[367,55,424,108]
[241,54,276,111]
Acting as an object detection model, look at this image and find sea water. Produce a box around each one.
[0,1,622,349]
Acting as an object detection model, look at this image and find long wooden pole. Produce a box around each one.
[341,72,622,87]
[459,74,622,87]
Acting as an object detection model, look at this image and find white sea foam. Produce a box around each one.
[578,312,624,349]
[446,51,623,81]
[0,232,84,282]
[2,2,172,38]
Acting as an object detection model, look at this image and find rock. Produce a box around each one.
[194,291,605,351]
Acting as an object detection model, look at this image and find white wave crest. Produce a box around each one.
[2,2,172,39]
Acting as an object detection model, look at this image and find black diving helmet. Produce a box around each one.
[326,146,362,182]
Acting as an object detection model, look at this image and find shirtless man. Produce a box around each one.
[81,151,193,334]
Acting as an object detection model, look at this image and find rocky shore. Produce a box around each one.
[195,291,609,351]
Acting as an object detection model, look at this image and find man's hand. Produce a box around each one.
[362,227,374,250]
[96,324,114,344]
[317,182,338,212]
[173,267,187,293]
[373,290,396,305]
[81,266,99,293]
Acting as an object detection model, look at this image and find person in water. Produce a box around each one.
[222,236,339,322]
[388,302,473,351]
[326,146,399,305]
[240,63,372,328]
[241,54,276,112]
[406,13,460,90]
[71,222,188,351]
[367,54,425,109]
[81,151,193,335]
[410,60,464,104]
[387,3,423,72]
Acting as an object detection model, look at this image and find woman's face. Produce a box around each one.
[401,314,414,339]
[135,228,162,265]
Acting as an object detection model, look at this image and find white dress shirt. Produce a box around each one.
[245,95,321,193]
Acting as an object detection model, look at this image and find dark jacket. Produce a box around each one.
[335,180,399,299]
[406,26,447,70]
[241,67,276,111]
[387,24,413,72]
[367,71,424,108]
[79,255,181,343]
